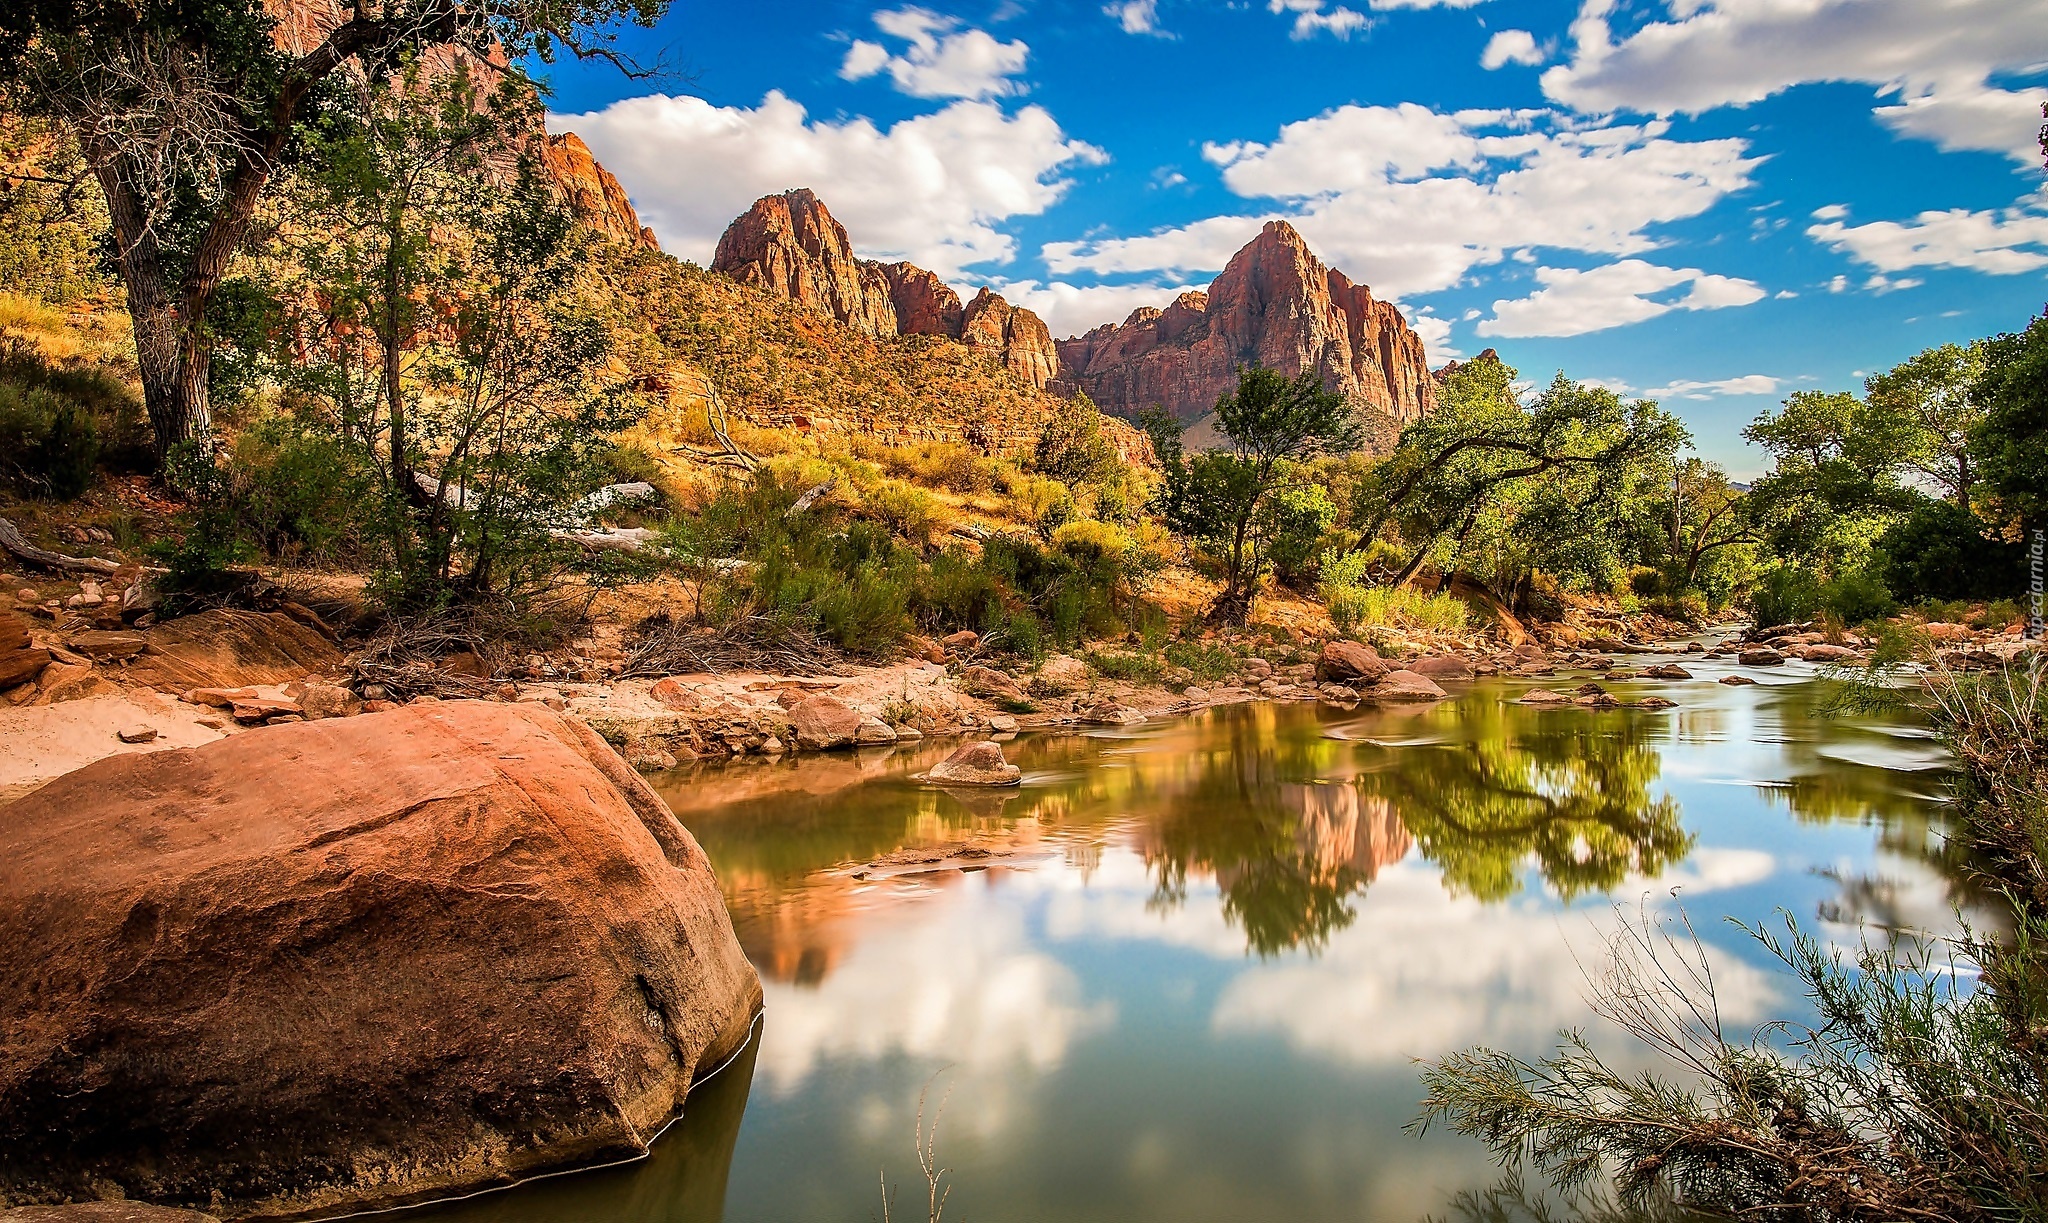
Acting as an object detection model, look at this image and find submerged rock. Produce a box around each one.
[927,740,1022,786]
[0,701,761,1218]
[1642,663,1693,680]
[1738,647,1786,666]
[1368,669,1448,702]
[1516,689,1575,705]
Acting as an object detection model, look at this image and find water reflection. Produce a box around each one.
[412,674,1984,1223]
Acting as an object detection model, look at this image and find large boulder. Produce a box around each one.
[1317,640,1390,684]
[926,741,1021,787]
[1405,655,1474,680]
[0,702,761,1218]
[787,693,864,750]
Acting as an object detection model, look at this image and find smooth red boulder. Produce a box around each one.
[0,701,761,1218]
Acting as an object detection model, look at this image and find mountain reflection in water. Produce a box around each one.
[415,674,1984,1223]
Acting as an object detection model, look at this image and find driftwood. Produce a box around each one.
[671,381,762,471]
[0,515,121,575]
[785,477,837,519]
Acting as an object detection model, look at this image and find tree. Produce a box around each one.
[1970,312,2048,535]
[1357,364,1688,601]
[0,0,664,471]
[1145,367,1362,623]
[1033,390,1118,487]
[1658,456,1757,589]
[1863,342,1986,508]
[1741,389,1920,572]
[255,68,642,609]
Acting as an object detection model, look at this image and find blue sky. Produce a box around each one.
[542,0,2048,475]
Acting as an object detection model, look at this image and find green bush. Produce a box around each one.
[1319,548,1470,635]
[228,416,374,560]
[0,332,145,497]
[1752,564,1897,629]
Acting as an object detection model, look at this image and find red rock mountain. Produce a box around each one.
[1053,221,1435,426]
[711,190,1060,389]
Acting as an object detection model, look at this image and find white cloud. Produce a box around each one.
[1105,0,1162,34]
[1479,259,1766,337]
[1045,105,1761,305]
[1808,192,2048,276]
[1643,374,1781,399]
[555,91,1105,278]
[1811,203,1849,221]
[839,6,1031,101]
[1270,0,1373,39]
[1404,308,1461,358]
[979,277,1214,338]
[1542,0,2048,166]
[1481,29,1545,69]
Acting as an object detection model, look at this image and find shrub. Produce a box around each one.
[0,331,145,497]
[1084,648,1161,681]
[1320,548,1470,635]
[862,478,944,547]
[1050,518,1134,562]
[1821,567,1897,626]
[1163,637,1239,682]
[227,415,374,561]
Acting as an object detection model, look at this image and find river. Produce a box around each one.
[416,651,1972,1223]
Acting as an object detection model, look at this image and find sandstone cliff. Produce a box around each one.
[710,190,1058,389]
[1052,221,1435,429]
[539,131,659,250]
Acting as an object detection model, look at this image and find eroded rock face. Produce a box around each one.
[712,189,898,338]
[709,191,1060,387]
[0,702,761,1218]
[540,131,658,250]
[960,288,1059,389]
[1053,221,1436,429]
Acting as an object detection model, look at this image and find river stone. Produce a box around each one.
[1720,674,1758,686]
[1368,669,1448,702]
[927,740,1021,786]
[787,694,864,750]
[1642,664,1693,680]
[0,701,761,1219]
[1316,641,1389,684]
[1738,647,1786,666]
[1796,644,1858,662]
[854,716,899,745]
[1631,696,1679,709]
[1031,655,1091,696]
[1516,688,1575,705]
[1407,655,1474,680]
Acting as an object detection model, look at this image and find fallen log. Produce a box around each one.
[0,516,121,575]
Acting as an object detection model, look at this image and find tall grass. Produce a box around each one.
[1320,549,1471,635]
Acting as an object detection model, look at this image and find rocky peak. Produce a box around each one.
[1052,222,1435,432]
[711,189,899,338]
[709,190,1061,389]
[960,288,1059,388]
[1433,348,1503,385]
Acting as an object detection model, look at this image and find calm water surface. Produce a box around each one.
[419,652,1973,1223]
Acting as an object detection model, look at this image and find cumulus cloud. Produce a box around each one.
[840,6,1031,101]
[1405,309,1461,358]
[1044,104,1760,302]
[1105,0,1162,34]
[554,91,1105,278]
[1807,192,2048,276]
[1270,0,1373,40]
[1541,0,2048,166]
[1480,29,1544,69]
[1479,259,1766,338]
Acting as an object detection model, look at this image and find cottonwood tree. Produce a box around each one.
[1357,362,1688,602]
[0,0,665,473]
[1863,342,1986,509]
[1145,366,1363,624]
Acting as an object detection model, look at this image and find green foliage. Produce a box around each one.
[1033,391,1120,486]
[1876,498,2029,603]
[224,413,374,560]
[0,116,111,304]
[1148,367,1363,622]
[1751,564,1896,629]
[1321,580,1471,637]
[1265,480,1337,588]
[1163,637,1240,682]
[1971,312,2048,533]
[0,331,144,497]
[1360,362,1690,607]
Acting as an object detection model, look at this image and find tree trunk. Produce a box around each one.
[131,301,215,466]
